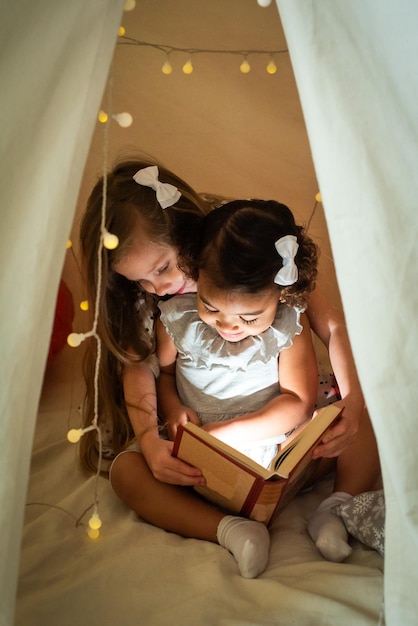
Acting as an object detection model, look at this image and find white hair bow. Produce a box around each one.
[133,165,181,209]
[274,235,299,286]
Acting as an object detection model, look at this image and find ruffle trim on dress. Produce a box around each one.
[158,295,303,371]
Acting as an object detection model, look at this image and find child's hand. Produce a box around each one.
[166,406,200,441]
[140,436,205,486]
[312,399,360,458]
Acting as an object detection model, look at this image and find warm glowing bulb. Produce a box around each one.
[67,332,83,348]
[89,512,102,530]
[240,59,251,74]
[118,26,126,36]
[182,58,193,74]
[80,300,89,312]
[162,60,173,75]
[103,231,119,250]
[124,0,136,10]
[67,428,82,443]
[88,528,100,540]
[112,112,133,128]
[266,60,277,74]
[257,0,272,6]
[315,192,322,203]
[98,110,108,123]
[67,424,95,443]
[66,239,72,249]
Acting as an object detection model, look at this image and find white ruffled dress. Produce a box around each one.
[158,294,303,468]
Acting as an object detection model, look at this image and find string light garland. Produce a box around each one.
[117,36,287,75]
[66,76,126,540]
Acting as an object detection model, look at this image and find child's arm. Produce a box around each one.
[155,317,200,440]
[122,359,204,486]
[202,313,318,446]
[307,286,363,458]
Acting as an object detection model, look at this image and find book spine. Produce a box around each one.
[171,426,183,457]
[240,479,265,518]
[243,479,286,525]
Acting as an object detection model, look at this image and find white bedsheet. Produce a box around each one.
[16,348,383,626]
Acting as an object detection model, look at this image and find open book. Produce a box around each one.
[172,404,342,525]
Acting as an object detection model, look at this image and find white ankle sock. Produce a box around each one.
[217,515,270,578]
[308,492,352,562]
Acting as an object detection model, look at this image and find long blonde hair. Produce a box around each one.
[79,158,215,472]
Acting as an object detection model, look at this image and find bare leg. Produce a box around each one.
[109,450,270,578]
[334,408,382,494]
[109,450,223,541]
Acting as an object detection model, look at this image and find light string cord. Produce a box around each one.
[305,200,319,233]
[65,74,116,536]
[87,72,115,523]
[25,502,95,529]
[117,37,288,58]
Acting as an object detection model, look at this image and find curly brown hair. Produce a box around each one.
[194,199,318,309]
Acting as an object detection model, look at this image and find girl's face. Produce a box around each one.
[197,270,281,342]
[114,239,196,297]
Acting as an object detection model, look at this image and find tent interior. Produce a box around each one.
[2,1,417,625]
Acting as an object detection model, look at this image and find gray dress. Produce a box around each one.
[158,294,303,468]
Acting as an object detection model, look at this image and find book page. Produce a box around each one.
[177,423,273,478]
[269,405,342,476]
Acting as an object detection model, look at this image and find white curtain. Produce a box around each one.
[0,1,124,623]
[276,1,418,624]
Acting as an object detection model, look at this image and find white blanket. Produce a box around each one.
[16,348,383,625]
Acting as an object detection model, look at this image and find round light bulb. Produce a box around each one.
[103,231,119,250]
[257,0,272,6]
[88,528,100,540]
[315,192,322,203]
[80,300,89,312]
[266,60,277,74]
[66,239,72,249]
[162,60,173,75]
[89,512,102,530]
[67,332,83,348]
[67,428,82,443]
[118,26,126,36]
[124,0,136,10]
[182,58,193,75]
[113,112,133,128]
[98,110,108,123]
[240,59,251,74]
